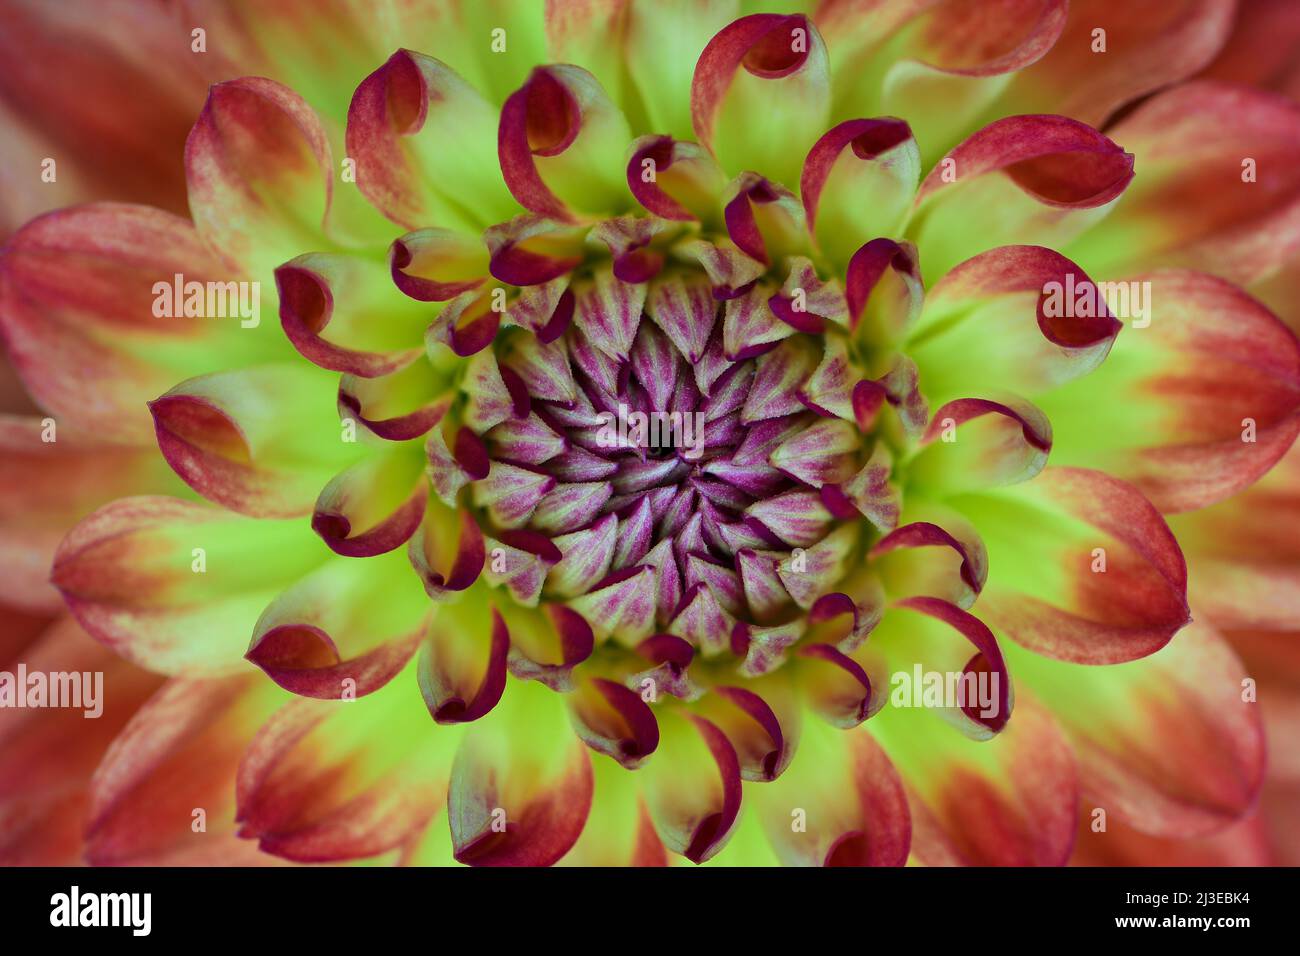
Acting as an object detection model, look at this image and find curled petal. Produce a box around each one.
[909,245,1121,399]
[419,596,508,724]
[870,514,988,609]
[346,50,515,230]
[642,711,742,864]
[911,395,1053,493]
[722,173,807,267]
[151,363,360,518]
[485,214,586,286]
[698,683,799,782]
[692,13,831,185]
[408,495,485,599]
[498,65,632,219]
[312,449,427,558]
[845,238,923,345]
[802,118,920,265]
[277,252,431,377]
[500,602,595,691]
[246,549,428,699]
[627,135,726,222]
[390,228,488,302]
[911,116,1134,282]
[448,678,594,866]
[339,360,453,442]
[797,644,878,728]
[569,675,660,769]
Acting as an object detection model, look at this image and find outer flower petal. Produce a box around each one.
[0,203,274,442]
[1171,441,1300,631]
[873,0,1069,159]
[1200,0,1300,99]
[0,618,163,865]
[1000,0,1237,127]
[185,77,334,276]
[910,115,1134,283]
[54,496,326,674]
[958,467,1190,664]
[1006,615,1264,837]
[872,694,1078,866]
[1039,270,1300,512]
[236,665,457,863]
[85,673,287,865]
[0,0,208,234]
[1067,82,1300,289]
[0,418,176,613]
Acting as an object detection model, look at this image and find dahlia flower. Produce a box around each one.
[1,0,1298,868]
